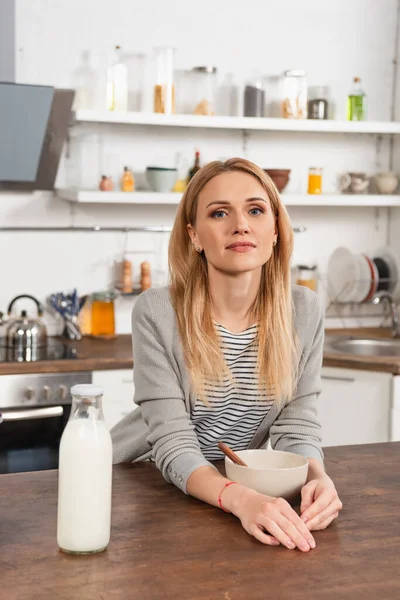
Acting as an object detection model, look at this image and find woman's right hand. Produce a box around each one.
[224,485,316,552]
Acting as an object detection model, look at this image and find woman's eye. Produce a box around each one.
[249,207,264,216]
[211,210,227,219]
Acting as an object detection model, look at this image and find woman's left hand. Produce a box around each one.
[300,473,343,531]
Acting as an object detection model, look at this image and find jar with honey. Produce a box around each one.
[91,291,116,337]
[296,265,318,292]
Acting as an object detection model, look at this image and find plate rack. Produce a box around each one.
[321,276,398,327]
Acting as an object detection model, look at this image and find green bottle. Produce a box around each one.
[347,77,366,121]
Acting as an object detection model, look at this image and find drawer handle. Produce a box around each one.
[322,375,355,383]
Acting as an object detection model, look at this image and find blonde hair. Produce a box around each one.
[168,158,299,405]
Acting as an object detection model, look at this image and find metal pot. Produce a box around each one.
[0,295,47,350]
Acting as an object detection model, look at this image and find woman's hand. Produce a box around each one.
[224,486,316,552]
[300,473,343,531]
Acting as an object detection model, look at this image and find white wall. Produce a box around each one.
[0,0,398,333]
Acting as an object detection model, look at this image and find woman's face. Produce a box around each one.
[188,171,277,275]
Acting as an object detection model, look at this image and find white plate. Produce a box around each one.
[327,247,360,303]
[351,254,372,303]
[373,246,400,300]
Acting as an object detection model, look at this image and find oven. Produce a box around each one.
[0,372,91,474]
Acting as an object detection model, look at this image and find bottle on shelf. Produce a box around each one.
[57,384,112,555]
[72,50,97,111]
[121,166,135,192]
[106,45,128,112]
[140,261,152,291]
[347,77,366,121]
[172,152,188,192]
[187,151,201,183]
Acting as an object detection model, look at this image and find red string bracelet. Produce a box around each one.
[218,481,237,512]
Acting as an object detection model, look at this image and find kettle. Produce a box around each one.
[0,295,47,350]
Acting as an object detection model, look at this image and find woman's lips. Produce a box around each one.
[226,242,256,253]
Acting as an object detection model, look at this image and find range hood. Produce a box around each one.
[0,82,75,191]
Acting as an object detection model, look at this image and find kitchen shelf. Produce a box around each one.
[56,189,400,207]
[282,195,400,207]
[56,189,181,204]
[73,110,400,134]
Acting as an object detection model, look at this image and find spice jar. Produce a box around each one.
[296,265,318,292]
[91,291,116,337]
[191,66,217,115]
[308,86,329,120]
[153,46,175,114]
[307,167,323,195]
[282,70,307,119]
[99,175,114,191]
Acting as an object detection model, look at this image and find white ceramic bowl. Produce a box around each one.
[146,167,178,193]
[225,449,308,500]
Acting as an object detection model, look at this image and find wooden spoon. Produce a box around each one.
[218,441,248,467]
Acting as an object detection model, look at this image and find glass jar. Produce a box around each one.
[153,46,175,114]
[282,70,307,119]
[124,52,146,112]
[91,291,116,337]
[296,265,318,292]
[308,86,329,120]
[191,66,217,115]
[57,384,112,554]
[307,167,323,195]
[244,77,265,117]
[65,131,102,190]
[174,69,192,114]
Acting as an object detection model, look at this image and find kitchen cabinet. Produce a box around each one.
[92,369,136,430]
[318,367,392,447]
[391,376,400,442]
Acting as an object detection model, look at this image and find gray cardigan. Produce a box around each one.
[111,284,325,494]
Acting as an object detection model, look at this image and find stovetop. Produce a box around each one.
[0,339,78,363]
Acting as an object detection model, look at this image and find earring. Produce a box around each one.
[273,240,277,247]
[196,246,202,253]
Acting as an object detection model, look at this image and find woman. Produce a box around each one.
[111,158,342,553]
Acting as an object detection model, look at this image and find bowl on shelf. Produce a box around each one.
[224,449,308,500]
[146,167,178,193]
[263,169,291,192]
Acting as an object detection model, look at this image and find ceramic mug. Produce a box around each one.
[375,172,398,195]
[339,172,370,194]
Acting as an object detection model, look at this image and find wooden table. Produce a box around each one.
[1,443,400,600]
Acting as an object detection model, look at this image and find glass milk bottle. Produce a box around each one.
[57,384,112,554]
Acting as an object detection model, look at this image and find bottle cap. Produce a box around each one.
[71,384,104,397]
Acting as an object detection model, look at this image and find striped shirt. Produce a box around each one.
[191,323,274,460]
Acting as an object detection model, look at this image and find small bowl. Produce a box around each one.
[146,167,178,193]
[264,169,291,192]
[225,449,308,500]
